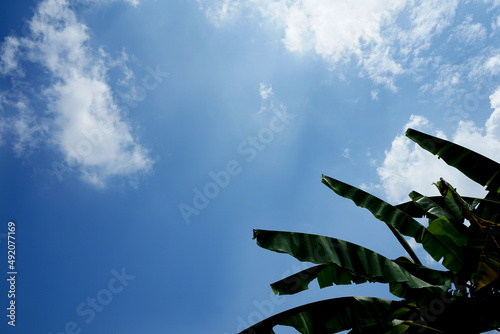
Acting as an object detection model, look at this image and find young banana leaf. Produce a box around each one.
[407,191,458,222]
[395,196,477,219]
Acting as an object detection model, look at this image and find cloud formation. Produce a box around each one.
[0,0,153,186]
[377,86,500,203]
[199,0,500,94]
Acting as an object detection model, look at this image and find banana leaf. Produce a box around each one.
[425,217,467,270]
[238,296,417,334]
[434,179,465,221]
[405,128,500,193]
[253,230,449,300]
[322,176,464,273]
[322,175,421,264]
[395,196,478,218]
[408,191,457,221]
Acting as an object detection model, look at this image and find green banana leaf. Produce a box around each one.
[238,296,417,334]
[270,258,451,301]
[322,175,421,264]
[434,179,464,221]
[395,196,477,218]
[408,191,457,221]
[322,176,464,273]
[425,217,467,270]
[392,256,452,285]
[406,128,500,222]
[476,192,500,223]
[405,128,500,193]
[253,230,449,300]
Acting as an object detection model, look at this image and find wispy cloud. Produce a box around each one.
[450,15,487,45]
[258,82,275,113]
[200,0,464,92]
[77,0,140,6]
[342,148,351,160]
[198,0,243,27]
[0,0,153,186]
[259,83,273,100]
[0,36,21,75]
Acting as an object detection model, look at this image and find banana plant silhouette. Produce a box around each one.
[240,129,500,334]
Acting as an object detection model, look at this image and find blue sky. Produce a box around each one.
[1,0,500,333]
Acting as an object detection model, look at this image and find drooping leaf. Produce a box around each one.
[253,230,448,300]
[392,256,452,286]
[321,176,464,273]
[406,128,500,193]
[406,128,500,225]
[238,296,417,334]
[271,257,451,301]
[322,175,422,264]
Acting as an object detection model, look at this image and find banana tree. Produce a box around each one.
[240,128,500,334]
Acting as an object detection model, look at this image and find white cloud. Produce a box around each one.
[399,0,458,56]
[259,0,407,91]
[77,0,140,6]
[273,0,405,61]
[0,92,50,156]
[432,64,462,96]
[201,0,462,91]
[98,47,136,87]
[342,148,351,159]
[450,15,487,45]
[0,93,10,146]
[199,0,243,27]
[424,253,442,267]
[371,90,379,101]
[0,0,153,186]
[484,0,500,9]
[407,237,421,251]
[361,45,403,92]
[452,88,500,159]
[259,82,273,100]
[376,85,500,204]
[406,236,442,267]
[12,99,49,157]
[492,15,500,32]
[0,36,21,75]
[484,54,500,74]
[258,82,275,114]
